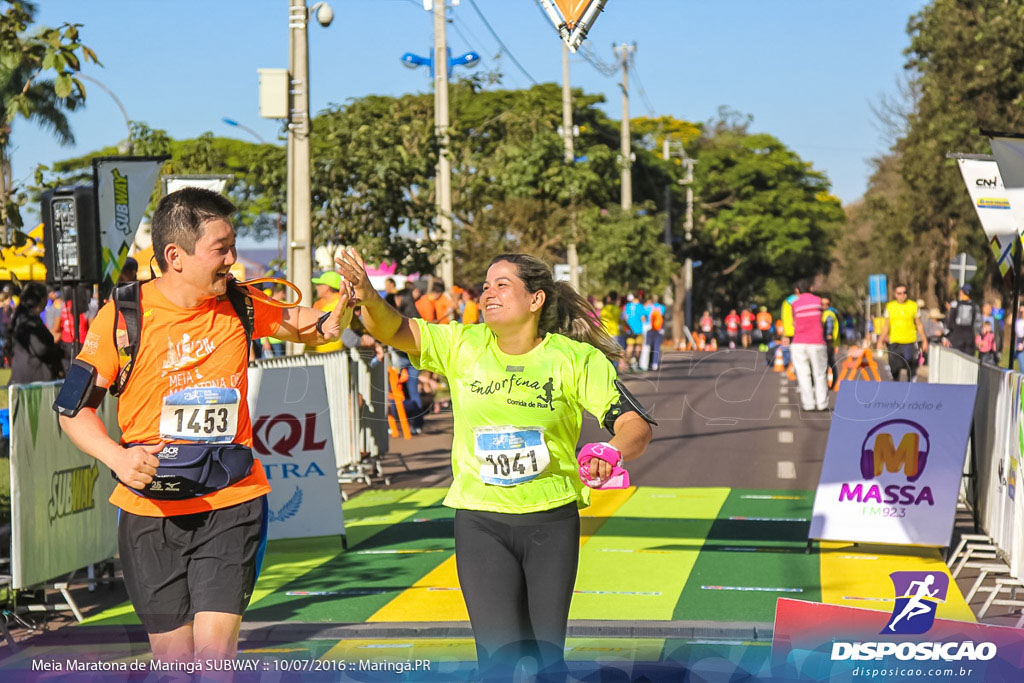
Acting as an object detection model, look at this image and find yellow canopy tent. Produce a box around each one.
[0,223,47,281]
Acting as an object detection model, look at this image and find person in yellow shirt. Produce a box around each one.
[461,287,480,324]
[876,283,929,381]
[309,271,343,353]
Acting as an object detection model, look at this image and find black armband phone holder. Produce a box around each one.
[53,360,106,417]
[602,379,658,435]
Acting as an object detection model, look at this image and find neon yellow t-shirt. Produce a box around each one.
[885,300,920,344]
[412,319,621,513]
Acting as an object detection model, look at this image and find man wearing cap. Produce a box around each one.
[876,284,928,382]
[943,285,982,356]
[310,271,343,353]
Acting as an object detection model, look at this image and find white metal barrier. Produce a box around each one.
[929,345,1024,582]
[253,349,389,473]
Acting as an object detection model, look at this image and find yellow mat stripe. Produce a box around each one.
[819,541,976,623]
[366,488,637,623]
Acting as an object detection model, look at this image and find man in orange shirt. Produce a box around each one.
[430,281,457,324]
[56,188,350,665]
[413,282,437,322]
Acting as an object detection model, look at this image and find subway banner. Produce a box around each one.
[247,365,346,541]
[92,156,166,290]
[954,155,1023,278]
[9,382,120,589]
[810,382,977,547]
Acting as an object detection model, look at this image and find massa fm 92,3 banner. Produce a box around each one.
[810,383,977,547]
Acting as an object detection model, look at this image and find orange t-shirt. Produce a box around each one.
[432,292,455,325]
[415,296,437,322]
[77,281,280,517]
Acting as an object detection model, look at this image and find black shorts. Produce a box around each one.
[118,496,267,634]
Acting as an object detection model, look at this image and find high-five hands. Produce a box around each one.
[334,247,375,308]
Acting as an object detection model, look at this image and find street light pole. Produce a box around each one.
[562,41,579,291]
[288,0,313,353]
[434,0,454,288]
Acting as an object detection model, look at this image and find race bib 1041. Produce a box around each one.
[473,426,551,487]
[159,387,240,443]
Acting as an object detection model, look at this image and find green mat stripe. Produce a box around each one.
[244,502,456,623]
[571,487,731,621]
[672,488,820,622]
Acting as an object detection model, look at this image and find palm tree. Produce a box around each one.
[0,0,92,245]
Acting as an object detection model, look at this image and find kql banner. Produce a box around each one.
[247,365,345,540]
[810,382,977,547]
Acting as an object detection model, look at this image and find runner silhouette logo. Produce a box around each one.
[883,571,948,635]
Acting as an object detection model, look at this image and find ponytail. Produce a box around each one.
[489,254,623,362]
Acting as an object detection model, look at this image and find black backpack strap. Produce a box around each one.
[226,282,255,349]
[110,281,141,397]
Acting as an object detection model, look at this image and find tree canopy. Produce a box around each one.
[1,0,98,243]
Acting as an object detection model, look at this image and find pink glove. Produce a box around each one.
[577,442,630,490]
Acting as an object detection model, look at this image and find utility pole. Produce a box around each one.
[288,0,313,353]
[664,137,697,344]
[434,0,454,288]
[615,43,635,211]
[562,42,580,290]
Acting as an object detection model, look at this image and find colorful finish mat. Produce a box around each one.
[77,487,975,629]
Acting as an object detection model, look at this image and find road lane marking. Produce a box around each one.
[778,431,794,443]
[779,408,792,419]
[777,461,796,479]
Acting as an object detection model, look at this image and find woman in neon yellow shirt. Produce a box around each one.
[334,249,654,679]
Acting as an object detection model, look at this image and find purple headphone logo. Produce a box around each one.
[859,419,930,483]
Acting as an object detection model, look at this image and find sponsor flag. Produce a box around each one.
[954,155,1022,277]
[538,0,608,51]
[92,156,166,288]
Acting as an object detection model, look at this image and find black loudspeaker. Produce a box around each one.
[42,186,101,284]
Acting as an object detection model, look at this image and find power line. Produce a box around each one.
[579,41,618,77]
[466,0,537,84]
[630,53,657,117]
[450,15,481,52]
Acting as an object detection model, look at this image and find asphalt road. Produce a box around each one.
[579,349,832,491]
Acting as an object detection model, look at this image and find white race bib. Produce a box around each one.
[473,426,551,486]
[159,387,240,443]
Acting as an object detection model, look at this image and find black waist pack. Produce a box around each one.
[119,443,254,500]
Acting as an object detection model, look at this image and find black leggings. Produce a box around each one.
[454,502,580,679]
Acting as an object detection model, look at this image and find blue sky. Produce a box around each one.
[12,0,927,215]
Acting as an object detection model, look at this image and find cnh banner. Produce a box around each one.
[247,365,345,541]
[810,382,977,547]
[954,155,1022,277]
[9,383,119,589]
[92,156,166,290]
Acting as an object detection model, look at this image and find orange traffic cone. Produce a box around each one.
[773,347,785,372]
[786,362,796,381]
